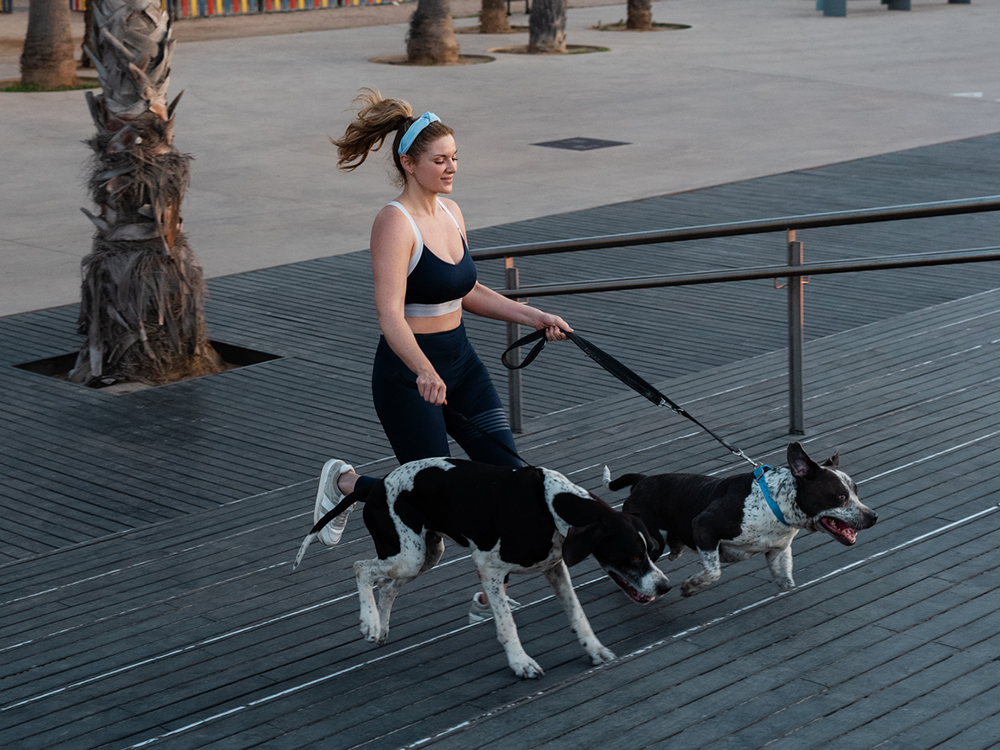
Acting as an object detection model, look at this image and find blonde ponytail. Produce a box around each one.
[332,89,413,172]
[332,88,454,184]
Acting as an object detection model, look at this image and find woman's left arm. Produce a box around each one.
[462,282,572,341]
[442,198,572,340]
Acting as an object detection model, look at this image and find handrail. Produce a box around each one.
[470,195,1000,261]
[496,246,1000,299]
[480,195,1000,438]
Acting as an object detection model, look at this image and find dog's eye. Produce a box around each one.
[838,493,848,502]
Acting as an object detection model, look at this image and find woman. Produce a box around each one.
[317,90,571,621]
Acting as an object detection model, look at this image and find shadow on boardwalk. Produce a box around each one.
[1,134,1000,749]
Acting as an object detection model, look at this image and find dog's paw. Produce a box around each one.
[510,656,545,679]
[680,579,706,597]
[667,549,684,561]
[589,645,616,665]
[359,617,381,643]
[776,578,796,590]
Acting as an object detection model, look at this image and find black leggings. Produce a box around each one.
[370,322,520,466]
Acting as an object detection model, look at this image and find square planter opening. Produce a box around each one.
[14,341,281,393]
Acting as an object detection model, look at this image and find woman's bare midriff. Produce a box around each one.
[405,309,463,334]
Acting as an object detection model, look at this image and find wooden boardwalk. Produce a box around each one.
[2,134,1000,749]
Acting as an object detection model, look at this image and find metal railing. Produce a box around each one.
[471,195,1000,435]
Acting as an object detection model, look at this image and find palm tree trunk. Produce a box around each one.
[626,0,652,30]
[71,0,223,387]
[407,0,460,65]
[480,0,511,34]
[528,0,566,54]
[21,0,78,88]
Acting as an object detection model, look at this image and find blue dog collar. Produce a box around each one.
[754,465,789,526]
[399,112,440,156]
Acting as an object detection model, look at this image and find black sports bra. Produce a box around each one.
[388,200,478,317]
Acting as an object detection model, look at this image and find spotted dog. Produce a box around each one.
[605,442,877,596]
[295,457,670,679]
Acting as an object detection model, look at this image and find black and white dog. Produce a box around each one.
[295,457,671,679]
[605,442,877,596]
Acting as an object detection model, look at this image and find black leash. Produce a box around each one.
[393,373,535,468]
[502,329,759,468]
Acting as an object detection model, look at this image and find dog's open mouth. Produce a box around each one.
[820,517,858,545]
[607,570,655,604]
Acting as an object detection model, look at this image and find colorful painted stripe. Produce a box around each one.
[70,0,406,19]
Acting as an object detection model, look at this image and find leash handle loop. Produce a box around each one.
[501,328,549,370]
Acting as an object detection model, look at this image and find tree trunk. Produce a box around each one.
[80,1,95,69]
[407,0,460,65]
[21,0,78,88]
[626,0,652,31]
[480,0,511,34]
[528,0,566,54]
[71,0,224,387]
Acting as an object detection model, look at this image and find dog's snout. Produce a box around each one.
[655,576,671,596]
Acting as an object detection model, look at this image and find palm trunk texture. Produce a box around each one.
[528,0,567,53]
[21,0,78,88]
[407,0,460,64]
[627,0,653,30]
[480,0,511,34]
[71,0,223,387]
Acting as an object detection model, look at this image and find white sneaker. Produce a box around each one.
[314,459,355,546]
[468,593,521,625]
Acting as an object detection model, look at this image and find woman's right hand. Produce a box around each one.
[417,369,447,406]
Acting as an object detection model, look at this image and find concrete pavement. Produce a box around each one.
[1,0,998,317]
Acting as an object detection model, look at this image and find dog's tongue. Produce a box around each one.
[608,570,655,603]
[823,517,857,545]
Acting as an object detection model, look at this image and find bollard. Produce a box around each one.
[822,0,846,16]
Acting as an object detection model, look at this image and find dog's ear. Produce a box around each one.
[624,513,663,561]
[822,450,841,468]
[562,523,608,567]
[787,441,820,479]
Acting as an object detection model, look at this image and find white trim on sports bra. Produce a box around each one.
[386,199,468,318]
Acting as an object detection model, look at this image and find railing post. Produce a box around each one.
[787,231,805,435]
[505,258,524,433]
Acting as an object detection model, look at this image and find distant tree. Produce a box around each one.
[528,0,566,53]
[627,0,653,30]
[20,0,78,88]
[71,0,223,387]
[80,1,95,69]
[480,0,511,34]
[407,0,460,64]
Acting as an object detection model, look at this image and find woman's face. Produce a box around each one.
[406,135,458,194]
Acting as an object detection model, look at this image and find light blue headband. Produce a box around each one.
[398,112,440,156]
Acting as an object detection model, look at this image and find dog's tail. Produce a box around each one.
[293,484,374,570]
[605,469,646,493]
